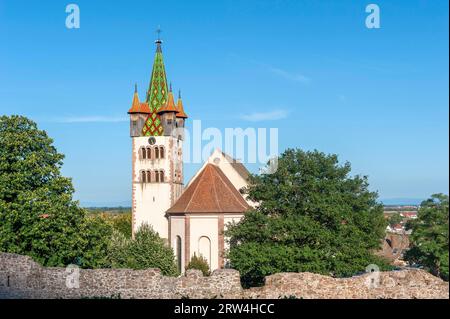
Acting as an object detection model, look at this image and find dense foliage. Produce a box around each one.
[186,253,211,276]
[0,115,111,268]
[107,224,179,276]
[404,194,449,281]
[92,212,132,239]
[78,216,112,268]
[226,148,388,287]
[387,213,403,228]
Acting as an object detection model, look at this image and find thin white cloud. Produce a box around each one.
[240,109,289,122]
[53,116,128,123]
[266,66,311,84]
[240,56,311,84]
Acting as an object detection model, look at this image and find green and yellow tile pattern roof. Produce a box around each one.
[142,42,168,136]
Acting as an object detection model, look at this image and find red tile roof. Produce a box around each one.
[167,164,250,214]
[128,90,151,114]
[401,212,417,217]
[176,97,188,118]
[128,102,151,114]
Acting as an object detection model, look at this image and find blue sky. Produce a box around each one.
[0,0,448,206]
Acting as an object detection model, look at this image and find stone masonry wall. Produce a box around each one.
[0,253,448,299]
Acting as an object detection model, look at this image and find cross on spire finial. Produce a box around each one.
[155,25,163,50]
[156,25,162,41]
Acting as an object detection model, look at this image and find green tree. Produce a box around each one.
[186,253,211,276]
[111,213,132,238]
[387,213,403,228]
[107,224,179,276]
[101,212,132,239]
[404,194,449,281]
[226,149,388,287]
[78,215,113,268]
[0,115,111,267]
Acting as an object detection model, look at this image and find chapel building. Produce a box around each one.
[127,37,251,272]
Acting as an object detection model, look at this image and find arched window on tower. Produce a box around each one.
[160,170,165,183]
[155,170,160,183]
[146,147,152,160]
[141,147,146,160]
[155,146,160,159]
[147,171,152,183]
[159,146,165,159]
[141,171,146,183]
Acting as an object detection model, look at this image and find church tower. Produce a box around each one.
[128,36,188,240]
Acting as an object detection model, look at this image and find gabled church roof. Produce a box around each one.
[167,164,250,214]
[185,149,250,190]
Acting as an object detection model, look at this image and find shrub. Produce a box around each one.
[107,224,179,276]
[186,253,210,276]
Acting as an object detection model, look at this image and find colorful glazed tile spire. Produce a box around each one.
[142,38,168,136]
[157,85,178,114]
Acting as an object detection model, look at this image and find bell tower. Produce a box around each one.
[128,35,188,240]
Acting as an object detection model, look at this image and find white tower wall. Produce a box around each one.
[131,135,183,240]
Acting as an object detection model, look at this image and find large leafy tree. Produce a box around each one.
[226,149,388,287]
[107,224,179,276]
[0,115,110,267]
[404,194,449,281]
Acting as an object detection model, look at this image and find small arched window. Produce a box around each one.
[155,170,160,183]
[141,147,147,160]
[147,171,152,183]
[198,236,211,270]
[159,146,165,159]
[155,146,160,159]
[146,147,152,159]
[141,171,146,183]
[160,170,165,183]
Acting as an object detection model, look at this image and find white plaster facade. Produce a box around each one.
[131,135,183,239]
[167,152,251,272]
[131,137,251,272]
[168,212,245,272]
